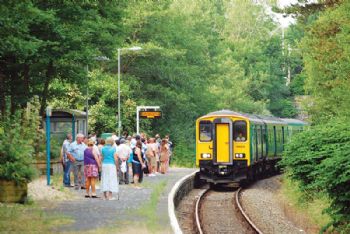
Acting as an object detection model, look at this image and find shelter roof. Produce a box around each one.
[44,109,86,118]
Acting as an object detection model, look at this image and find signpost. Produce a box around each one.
[136,106,161,134]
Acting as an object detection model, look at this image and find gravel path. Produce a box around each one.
[28,178,78,201]
[45,167,195,233]
[176,188,206,234]
[240,175,306,234]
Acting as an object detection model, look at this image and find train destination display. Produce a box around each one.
[139,111,162,119]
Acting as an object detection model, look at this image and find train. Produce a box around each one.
[195,110,307,185]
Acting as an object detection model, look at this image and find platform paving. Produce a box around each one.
[48,167,196,233]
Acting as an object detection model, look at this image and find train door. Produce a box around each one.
[213,118,233,164]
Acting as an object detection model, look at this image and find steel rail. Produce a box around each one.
[195,188,209,234]
[236,187,264,234]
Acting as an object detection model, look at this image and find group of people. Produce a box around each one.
[61,132,173,200]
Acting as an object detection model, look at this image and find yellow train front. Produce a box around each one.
[196,110,306,185]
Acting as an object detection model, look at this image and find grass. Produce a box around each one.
[0,202,72,233]
[51,172,66,192]
[280,176,332,233]
[135,180,168,233]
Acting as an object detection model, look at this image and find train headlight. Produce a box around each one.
[235,153,245,158]
[201,153,211,159]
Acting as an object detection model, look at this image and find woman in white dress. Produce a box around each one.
[101,137,119,200]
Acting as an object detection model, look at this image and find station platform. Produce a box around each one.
[47,167,196,233]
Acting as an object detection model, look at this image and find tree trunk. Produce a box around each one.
[0,71,5,117]
[40,60,54,116]
[10,71,18,115]
[21,63,30,108]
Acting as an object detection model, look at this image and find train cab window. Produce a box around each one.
[233,121,247,142]
[199,121,212,142]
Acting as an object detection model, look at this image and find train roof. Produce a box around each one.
[199,110,307,126]
[280,118,307,126]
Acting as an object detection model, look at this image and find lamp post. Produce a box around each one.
[117,46,142,136]
[85,65,89,136]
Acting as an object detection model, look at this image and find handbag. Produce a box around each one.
[143,161,149,174]
[121,161,127,173]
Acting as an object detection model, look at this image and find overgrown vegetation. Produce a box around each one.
[281,119,350,232]
[280,176,331,232]
[279,1,350,232]
[0,98,41,183]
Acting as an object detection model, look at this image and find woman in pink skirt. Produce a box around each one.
[84,140,101,198]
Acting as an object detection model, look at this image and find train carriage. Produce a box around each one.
[196,110,306,184]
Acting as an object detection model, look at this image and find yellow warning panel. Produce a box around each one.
[216,123,230,163]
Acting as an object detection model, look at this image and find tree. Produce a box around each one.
[0,1,125,116]
[300,1,350,123]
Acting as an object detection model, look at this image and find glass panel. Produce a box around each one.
[55,122,72,133]
[257,126,262,158]
[233,121,247,142]
[199,121,212,142]
[79,120,85,134]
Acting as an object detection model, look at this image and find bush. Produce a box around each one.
[0,99,41,183]
[280,118,350,232]
[172,140,195,168]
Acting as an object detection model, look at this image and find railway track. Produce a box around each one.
[194,187,263,234]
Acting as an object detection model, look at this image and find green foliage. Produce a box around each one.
[0,98,41,183]
[0,1,125,114]
[269,98,297,118]
[281,118,350,232]
[1,1,303,170]
[290,73,306,95]
[300,1,350,124]
[172,140,196,168]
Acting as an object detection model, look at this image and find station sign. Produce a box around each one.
[139,110,162,119]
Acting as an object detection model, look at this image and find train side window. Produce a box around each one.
[199,121,212,142]
[257,126,262,158]
[233,121,247,142]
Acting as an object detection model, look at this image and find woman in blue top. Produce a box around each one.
[101,137,119,200]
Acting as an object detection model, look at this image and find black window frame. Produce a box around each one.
[199,120,213,142]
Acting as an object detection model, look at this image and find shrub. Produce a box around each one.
[280,118,350,232]
[172,140,195,168]
[0,99,41,183]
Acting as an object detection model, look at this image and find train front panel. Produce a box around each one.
[196,115,251,184]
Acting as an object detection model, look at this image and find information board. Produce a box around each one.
[139,111,162,119]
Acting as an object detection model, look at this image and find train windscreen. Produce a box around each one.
[199,121,212,141]
[233,121,247,142]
